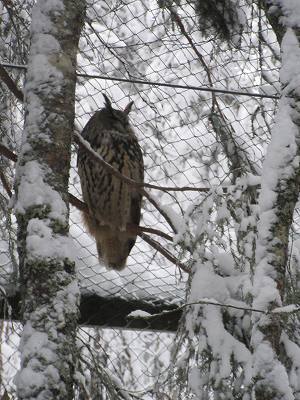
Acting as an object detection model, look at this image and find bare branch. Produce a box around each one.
[142,191,178,234]
[0,143,17,162]
[0,66,24,102]
[140,232,190,274]
[0,168,12,198]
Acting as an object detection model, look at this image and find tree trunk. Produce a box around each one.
[14,1,85,399]
[252,2,300,399]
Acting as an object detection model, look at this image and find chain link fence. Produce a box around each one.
[0,0,280,398]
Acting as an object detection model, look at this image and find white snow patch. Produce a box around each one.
[15,161,68,222]
[254,93,299,311]
[280,29,300,94]
[22,330,50,360]
[26,218,77,262]
[189,262,229,304]
[272,304,298,313]
[127,310,152,318]
[203,306,252,383]
[214,252,236,275]
[26,53,63,95]
[15,320,60,396]
[252,340,294,399]
[258,97,298,215]
[271,1,300,29]
[282,332,300,392]
[15,367,46,397]
[188,367,203,398]
[251,26,300,395]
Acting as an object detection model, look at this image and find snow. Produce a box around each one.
[203,306,251,378]
[127,310,152,318]
[189,262,229,304]
[282,333,300,393]
[26,218,77,262]
[270,1,300,28]
[14,321,60,396]
[188,368,204,399]
[13,0,81,398]
[272,304,298,313]
[177,12,300,396]
[253,25,300,312]
[280,28,300,94]
[185,258,253,397]
[214,252,236,276]
[251,14,300,398]
[253,96,299,309]
[14,161,68,222]
[252,339,294,400]
[15,367,46,397]
[257,98,298,212]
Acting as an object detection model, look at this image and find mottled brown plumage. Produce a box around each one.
[77,94,144,270]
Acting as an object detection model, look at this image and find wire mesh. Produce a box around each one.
[0,0,280,398]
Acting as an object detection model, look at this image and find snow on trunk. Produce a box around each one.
[252,2,300,399]
[13,0,85,399]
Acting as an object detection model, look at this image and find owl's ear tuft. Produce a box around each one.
[103,94,113,111]
[124,100,134,115]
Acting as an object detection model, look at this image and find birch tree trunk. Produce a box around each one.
[252,2,300,399]
[14,1,85,399]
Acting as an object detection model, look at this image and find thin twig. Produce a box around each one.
[140,233,190,273]
[142,191,178,234]
[137,226,173,241]
[77,336,137,400]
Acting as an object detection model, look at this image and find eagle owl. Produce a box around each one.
[77,94,144,270]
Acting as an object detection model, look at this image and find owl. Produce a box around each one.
[77,94,144,270]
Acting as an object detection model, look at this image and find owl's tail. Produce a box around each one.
[82,212,135,270]
[96,233,131,271]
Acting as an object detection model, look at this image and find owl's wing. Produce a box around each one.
[77,113,100,167]
[127,141,144,253]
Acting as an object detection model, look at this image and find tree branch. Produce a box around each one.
[0,167,12,198]
[140,232,190,273]
[0,143,17,162]
[142,191,178,234]
[0,66,24,102]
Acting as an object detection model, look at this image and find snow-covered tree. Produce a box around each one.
[13,0,85,398]
[171,1,300,399]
